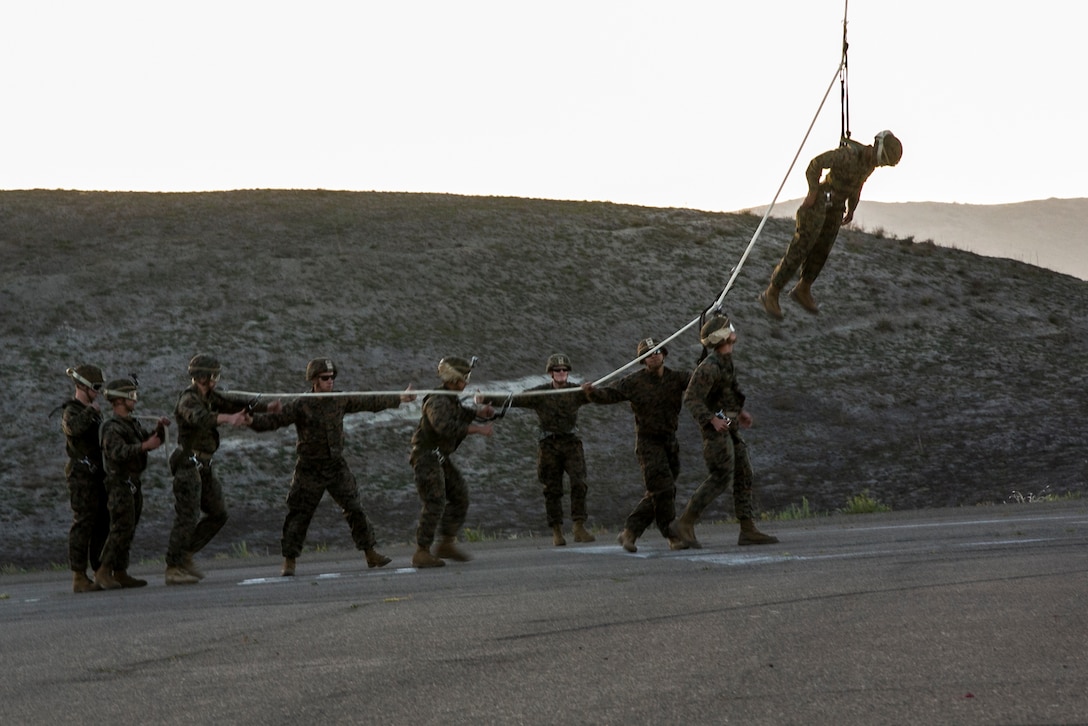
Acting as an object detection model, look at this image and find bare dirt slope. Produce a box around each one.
[2,190,1086,570]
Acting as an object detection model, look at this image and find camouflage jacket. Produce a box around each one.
[250,393,402,460]
[586,366,691,438]
[173,386,268,455]
[99,414,151,480]
[410,391,477,461]
[683,352,746,430]
[806,139,877,209]
[486,381,590,437]
[61,399,103,463]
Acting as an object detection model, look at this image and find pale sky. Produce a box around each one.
[2,1,1083,211]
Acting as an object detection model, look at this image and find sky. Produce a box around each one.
[2,1,1084,212]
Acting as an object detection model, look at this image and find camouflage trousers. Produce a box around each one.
[99,475,143,572]
[166,454,228,568]
[537,434,589,527]
[412,450,469,548]
[683,428,755,522]
[66,462,109,573]
[770,192,847,290]
[281,457,377,558]
[625,434,680,539]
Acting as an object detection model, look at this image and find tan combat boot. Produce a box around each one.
[365,549,392,568]
[164,565,200,585]
[73,570,98,593]
[113,570,148,588]
[675,509,702,549]
[759,284,784,320]
[94,564,122,590]
[182,553,205,580]
[551,524,567,547]
[411,546,445,568]
[789,279,819,314]
[666,521,690,550]
[738,520,780,546]
[616,529,638,553]
[281,557,296,577]
[435,536,472,562]
[572,520,596,543]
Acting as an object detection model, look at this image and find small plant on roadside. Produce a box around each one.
[462,526,497,543]
[231,540,252,559]
[842,489,891,514]
[1007,486,1069,504]
[773,497,822,521]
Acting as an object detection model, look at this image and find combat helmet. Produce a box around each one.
[874,130,902,167]
[545,353,572,373]
[103,377,138,402]
[306,358,337,381]
[636,337,668,358]
[67,364,104,390]
[187,354,221,380]
[438,356,474,384]
[700,314,736,348]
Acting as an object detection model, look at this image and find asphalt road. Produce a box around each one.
[2,501,1086,725]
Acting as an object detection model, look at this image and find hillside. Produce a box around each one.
[2,189,1086,570]
[752,197,1088,281]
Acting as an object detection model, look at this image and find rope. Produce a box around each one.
[597,12,851,385]
[840,0,851,144]
[222,386,583,401]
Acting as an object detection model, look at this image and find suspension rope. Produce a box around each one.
[595,5,851,386]
[840,0,851,144]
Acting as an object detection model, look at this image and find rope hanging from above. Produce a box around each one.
[840,0,851,145]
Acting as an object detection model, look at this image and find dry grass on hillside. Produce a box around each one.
[2,190,1086,570]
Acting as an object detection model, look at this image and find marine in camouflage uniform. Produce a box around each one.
[676,315,778,548]
[60,364,110,592]
[761,130,903,318]
[583,338,691,552]
[409,356,497,568]
[96,377,169,590]
[483,354,596,546]
[250,358,412,576]
[165,354,278,585]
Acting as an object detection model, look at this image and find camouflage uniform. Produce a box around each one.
[503,382,592,527]
[166,386,266,568]
[409,393,478,549]
[250,393,403,558]
[771,139,878,290]
[586,366,691,539]
[61,398,109,573]
[98,413,152,573]
[681,350,755,522]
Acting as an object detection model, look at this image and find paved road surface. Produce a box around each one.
[2,501,1086,725]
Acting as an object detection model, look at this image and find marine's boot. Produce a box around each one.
[113,570,148,588]
[738,519,780,546]
[552,524,567,547]
[435,536,472,562]
[182,553,205,580]
[164,565,200,585]
[72,570,98,593]
[675,508,702,549]
[280,557,296,577]
[788,279,819,314]
[572,520,596,543]
[94,564,122,591]
[411,546,446,568]
[759,283,784,320]
[365,548,392,568]
[666,521,691,551]
[616,529,638,553]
